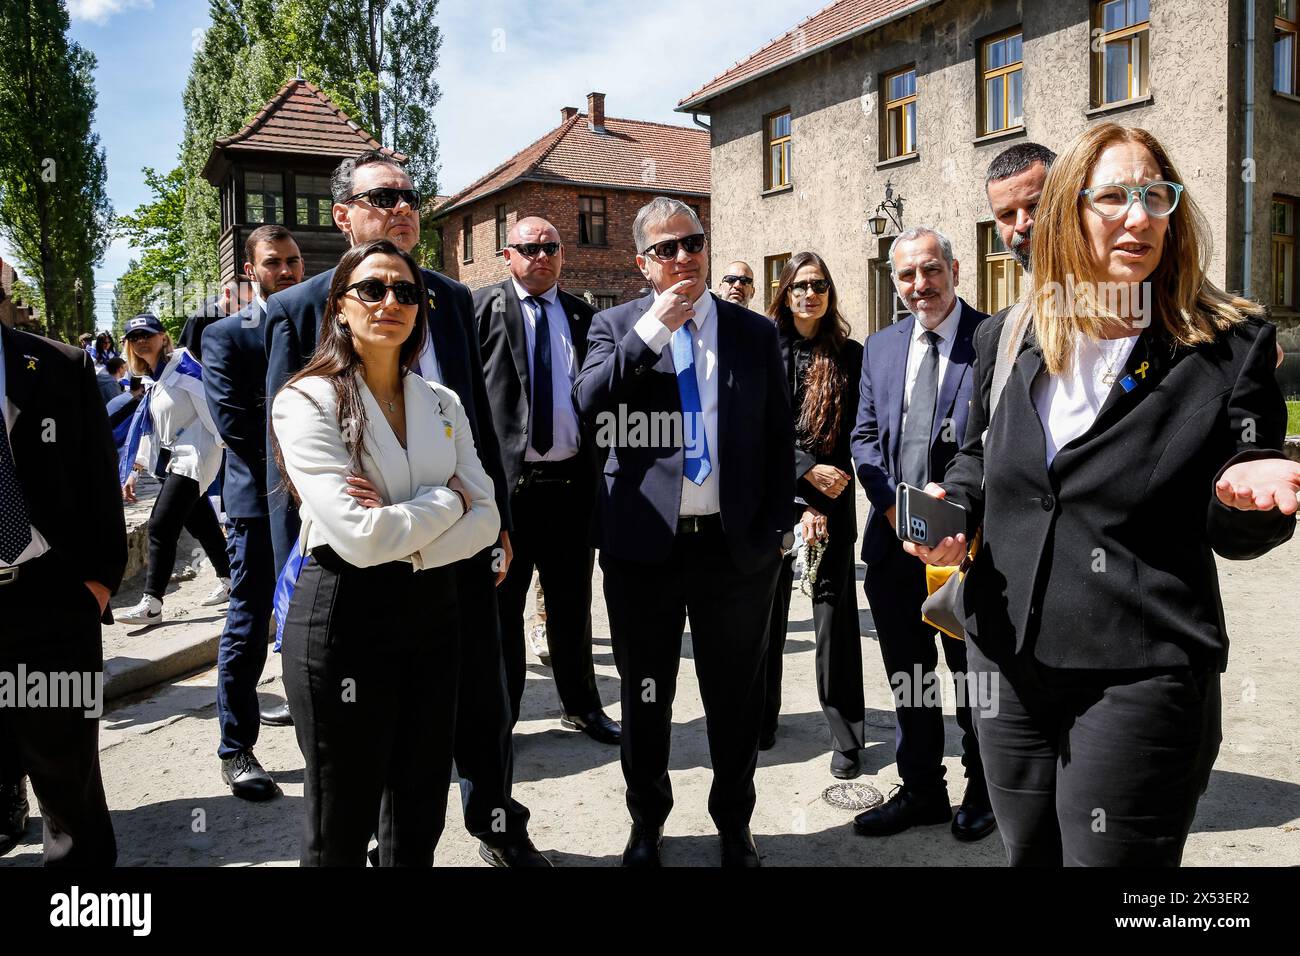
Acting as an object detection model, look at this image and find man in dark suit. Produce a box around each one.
[203,224,304,801]
[574,197,794,867]
[474,216,619,743]
[0,322,125,865]
[263,149,547,867]
[850,226,994,842]
[179,278,240,364]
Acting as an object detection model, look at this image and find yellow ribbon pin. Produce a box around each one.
[1134,361,1150,379]
[25,358,36,371]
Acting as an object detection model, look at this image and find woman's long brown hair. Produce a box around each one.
[272,239,429,504]
[768,251,852,454]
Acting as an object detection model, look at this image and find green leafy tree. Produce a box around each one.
[114,165,189,331]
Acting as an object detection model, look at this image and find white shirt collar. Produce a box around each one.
[913,297,962,343]
[689,289,716,332]
[512,278,558,307]
[255,294,267,314]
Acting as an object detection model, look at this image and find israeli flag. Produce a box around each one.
[272,539,310,652]
[118,387,153,485]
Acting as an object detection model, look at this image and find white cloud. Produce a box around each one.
[68,0,154,26]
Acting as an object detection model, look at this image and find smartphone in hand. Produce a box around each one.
[895,483,966,548]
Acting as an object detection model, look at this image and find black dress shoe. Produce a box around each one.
[259,702,293,726]
[622,825,663,867]
[561,709,622,745]
[952,779,997,842]
[479,838,553,867]
[830,750,863,779]
[719,827,761,867]
[0,777,30,857]
[220,750,280,801]
[852,785,950,837]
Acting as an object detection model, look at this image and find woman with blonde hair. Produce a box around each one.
[118,313,231,624]
[908,123,1299,865]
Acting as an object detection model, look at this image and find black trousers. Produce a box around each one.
[966,638,1222,866]
[763,505,864,753]
[499,460,601,724]
[864,543,980,792]
[281,550,459,866]
[215,516,274,759]
[452,549,531,846]
[602,521,781,831]
[0,551,115,865]
[145,471,231,599]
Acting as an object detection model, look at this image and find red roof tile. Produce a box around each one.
[677,0,939,111]
[433,112,709,216]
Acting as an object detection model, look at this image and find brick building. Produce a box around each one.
[432,93,711,307]
[0,257,37,330]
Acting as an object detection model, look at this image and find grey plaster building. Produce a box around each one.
[677,0,1300,378]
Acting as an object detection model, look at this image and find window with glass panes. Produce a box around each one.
[883,67,917,159]
[495,204,508,251]
[1273,198,1296,309]
[980,223,1024,314]
[765,109,792,189]
[1278,1,1299,95]
[245,172,284,224]
[1093,0,1150,106]
[295,174,332,226]
[764,253,791,310]
[981,30,1024,134]
[462,215,473,262]
[579,196,607,246]
[595,294,617,310]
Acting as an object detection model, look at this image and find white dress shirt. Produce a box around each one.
[513,279,581,462]
[1032,332,1140,466]
[901,298,963,433]
[272,371,500,570]
[417,329,443,386]
[0,330,50,567]
[634,288,721,516]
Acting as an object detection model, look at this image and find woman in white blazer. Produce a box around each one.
[271,239,499,867]
[117,313,232,625]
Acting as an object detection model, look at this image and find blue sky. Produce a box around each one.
[3,0,805,328]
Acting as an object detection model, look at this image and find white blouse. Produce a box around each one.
[271,372,500,570]
[134,348,225,489]
[1031,332,1140,466]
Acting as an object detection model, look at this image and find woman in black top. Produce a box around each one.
[909,123,1299,865]
[762,252,865,778]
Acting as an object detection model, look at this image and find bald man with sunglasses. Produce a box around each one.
[717,262,756,307]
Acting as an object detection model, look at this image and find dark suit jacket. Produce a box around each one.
[473,279,597,495]
[851,299,988,564]
[942,311,1294,672]
[573,292,794,574]
[203,302,269,519]
[263,265,511,571]
[2,324,127,616]
[779,328,862,539]
[179,297,225,364]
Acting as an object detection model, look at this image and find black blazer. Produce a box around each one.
[262,265,512,571]
[943,311,1295,672]
[473,279,597,494]
[2,324,127,613]
[202,302,269,519]
[778,326,862,540]
[573,292,794,574]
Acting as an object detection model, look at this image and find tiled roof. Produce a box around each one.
[677,0,940,111]
[433,113,709,216]
[201,78,405,182]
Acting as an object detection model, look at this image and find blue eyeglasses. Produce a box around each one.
[1078,181,1184,220]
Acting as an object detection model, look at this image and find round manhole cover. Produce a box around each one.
[822,782,883,812]
[863,710,895,729]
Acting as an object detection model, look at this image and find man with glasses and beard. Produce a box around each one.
[473,217,620,744]
[263,150,549,867]
[575,197,794,867]
[716,262,756,308]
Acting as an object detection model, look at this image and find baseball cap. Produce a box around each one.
[124,313,165,339]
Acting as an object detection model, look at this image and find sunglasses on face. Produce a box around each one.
[789,279,830,295]
[344,278,422,305]
[641,233,706,260]
[1078,181,1183,220]
[343,187,421,210]
[508,242,561,257]
[722,275,754,287]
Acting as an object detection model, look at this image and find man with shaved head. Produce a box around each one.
[716,261,756,307]
[474,216,620,746]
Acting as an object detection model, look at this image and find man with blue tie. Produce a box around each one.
[850,226,995,842]
[263,150,548,867]
[574,197,794,867]
[473,217,619,744]
[203,224,304,800]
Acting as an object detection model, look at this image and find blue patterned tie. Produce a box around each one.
[672,320,712,485]
[0,423,32,564]
[526,296,554,456]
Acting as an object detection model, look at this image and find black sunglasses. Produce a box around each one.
[722,275,754,287]
[642,233,706,260]
[790,279,830,295]
[507,241,561,257]
[344,278,423,305]
[343,187,421,210]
